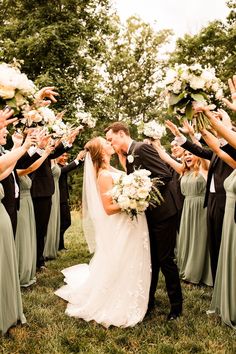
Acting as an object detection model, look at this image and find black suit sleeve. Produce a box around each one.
[136,144,172,184]
[16,152,41,169]
[49,142,70,159]
[221,143,236,160]
[60,161,79,174]
[182,140,213,160]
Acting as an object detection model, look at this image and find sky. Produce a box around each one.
[112,0,230,38]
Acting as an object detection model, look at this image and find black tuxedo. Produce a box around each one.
[168,158,184,231]
[30,143,69,268]
[182,140,234,282]
[126,141,182,312]
[58,160,80,250]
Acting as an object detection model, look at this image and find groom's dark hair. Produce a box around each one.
[104,122,130,136]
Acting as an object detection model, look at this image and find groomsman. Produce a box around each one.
[30,138,71,270]
[57,151,85,250]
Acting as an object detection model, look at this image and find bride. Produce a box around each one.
[55,136,151,328]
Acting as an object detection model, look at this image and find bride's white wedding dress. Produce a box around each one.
[55,161,151,328]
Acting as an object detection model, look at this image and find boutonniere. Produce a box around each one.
[127,154,134,163]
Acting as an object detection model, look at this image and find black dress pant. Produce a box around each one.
[32,196,52,268]
[147,213,182,311]
[59,201,71,250]
[207,193,226,283]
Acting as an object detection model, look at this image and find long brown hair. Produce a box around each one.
[181,151,201,177]
[84,137,107,176]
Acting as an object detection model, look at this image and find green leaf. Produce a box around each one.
[169,92,186,106]
[185,103,194,120]
[190,93,206,102]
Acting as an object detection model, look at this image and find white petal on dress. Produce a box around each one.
[55,171,151,328]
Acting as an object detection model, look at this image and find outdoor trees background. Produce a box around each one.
[0,0,235,206]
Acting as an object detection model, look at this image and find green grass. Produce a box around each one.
[1,211,235,354]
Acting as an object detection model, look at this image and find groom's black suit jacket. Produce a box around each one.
[126,141,178,223]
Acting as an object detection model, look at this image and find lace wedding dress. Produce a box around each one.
[55,154,151,328]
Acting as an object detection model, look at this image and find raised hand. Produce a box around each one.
[165,120,182,137]
[216,109,232,129]
[12,131,24,148]
[222,75,236,111]
[0,107,18,129]
[179,120,195,136]
[22,132,38,150]
[76,150,86,161]
[35,86,59,104]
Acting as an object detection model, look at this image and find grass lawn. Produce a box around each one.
[1,211,235,354]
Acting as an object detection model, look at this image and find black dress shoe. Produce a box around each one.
[167,311,182,321]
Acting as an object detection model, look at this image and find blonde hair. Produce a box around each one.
[84,137,106,176]
[181,153,201,177]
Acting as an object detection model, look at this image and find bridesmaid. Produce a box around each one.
[0,131,34,335]
[152,137,212,286]
[43,160,61,260]
[15,145,53,285]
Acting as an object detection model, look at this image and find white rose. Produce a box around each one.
[189,76,205,90]
[129,199,137,210]
[0,85,15,99]
[137,188,149,199]
[117,195,131,209]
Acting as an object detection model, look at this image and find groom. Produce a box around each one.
[105,122,182,320]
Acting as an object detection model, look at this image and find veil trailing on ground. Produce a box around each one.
[82,152,105,253]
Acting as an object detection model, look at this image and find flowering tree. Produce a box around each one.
[97,16,173,127]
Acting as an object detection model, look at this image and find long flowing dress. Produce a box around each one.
[43,164,61,259]
[15,175,37,287]
[177,172,212,286]
[55,171,151,328]
[208,169,236,328]
[0,183,26,335]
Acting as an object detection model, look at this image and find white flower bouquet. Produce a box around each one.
[75,111,97,129]
[161,63,225,131]
[109,169,163,220]
[138,120,166,140]
[0,62,36,112]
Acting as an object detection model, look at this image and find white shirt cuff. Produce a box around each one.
[62,141,72,148]
[74,159,79,165]
[174,135,187,146]
[28,146,37,156]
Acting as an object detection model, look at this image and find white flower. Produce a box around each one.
[172,80,182,94]
[215,88,223,100]
[142,121,166,140]
[189,76,205,90]
[127,155,134,163]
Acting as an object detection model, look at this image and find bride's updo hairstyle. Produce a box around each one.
[84,137,106,176]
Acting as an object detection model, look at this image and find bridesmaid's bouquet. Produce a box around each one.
[161,63,225,131]
[110,169,163,220]
[0,61,36,113]
[138,120,166,141]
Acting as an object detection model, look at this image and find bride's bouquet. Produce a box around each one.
[138,120,166,141]
[161,63,225,131]
[109,169,163,220]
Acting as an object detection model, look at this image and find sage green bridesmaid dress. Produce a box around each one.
[0,183,26,335]
[208,169,236,328]
[43,164,61,259]
[177,172,213,286]
[15,175,37,287]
